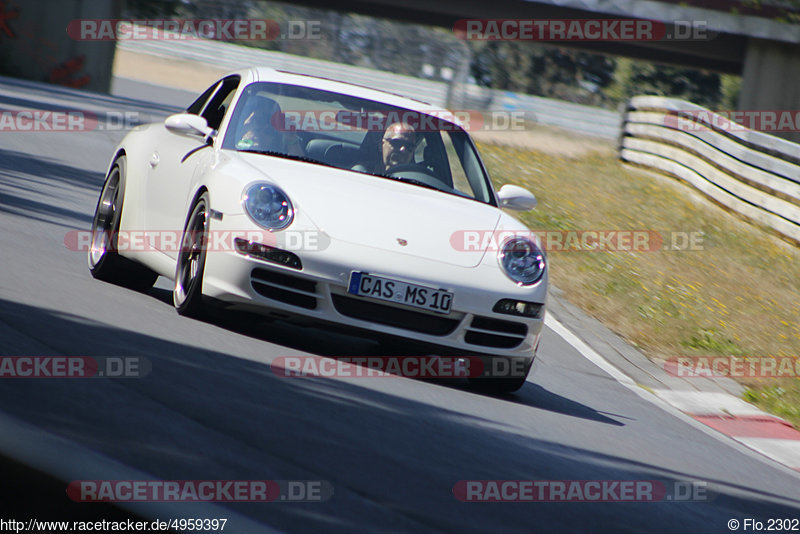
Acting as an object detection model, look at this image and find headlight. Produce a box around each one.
[499,237,546,285]
[243,183,293,230]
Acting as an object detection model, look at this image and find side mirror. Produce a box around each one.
[165,113,213,138]
[497,184,537,211]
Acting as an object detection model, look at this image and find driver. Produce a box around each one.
[380,122,417,172]
[352,121,418,174]
[235,97,304,156]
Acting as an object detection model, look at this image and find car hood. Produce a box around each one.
[237,153,501,268]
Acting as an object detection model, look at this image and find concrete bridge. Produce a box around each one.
[304,0,799,138]
[4,0,799,138]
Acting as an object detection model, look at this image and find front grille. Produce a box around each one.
[464,315,527,349]
[251,268,317,310]
[470,316,528,336]
[464,331,524,349]
[331,294,460,336]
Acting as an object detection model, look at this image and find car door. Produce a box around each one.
[145,76,240,259]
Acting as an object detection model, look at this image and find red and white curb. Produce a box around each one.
[652,390,800,471]
[545,315,800,474]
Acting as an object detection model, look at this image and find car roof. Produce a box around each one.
[226,66,464,128]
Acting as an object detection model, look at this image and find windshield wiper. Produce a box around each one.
[376,174,446,193]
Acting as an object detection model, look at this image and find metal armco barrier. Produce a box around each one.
[620,95,800,244]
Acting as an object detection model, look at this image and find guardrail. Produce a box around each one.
[117,38,622,139]
[620,95,800,244]
[117,38,449,107]
[482,89,622,139]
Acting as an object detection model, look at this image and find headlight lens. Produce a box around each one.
[243,183,293,230]
[499,237,546,285]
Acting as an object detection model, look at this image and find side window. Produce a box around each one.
[438,130,491,202]
[440,132,473,195]
[416,134,451,185]
[200,76,240,131]
[186,82,220,115]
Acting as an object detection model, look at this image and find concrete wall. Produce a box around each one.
[740,38,800,143]
[0,0,119,93]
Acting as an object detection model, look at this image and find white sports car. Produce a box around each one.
[88,67,547,392]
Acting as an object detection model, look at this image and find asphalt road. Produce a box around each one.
[0,75,798,533]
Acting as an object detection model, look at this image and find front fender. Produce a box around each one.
[112,123,165,236]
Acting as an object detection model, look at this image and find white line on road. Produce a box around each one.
[543,314,800,480]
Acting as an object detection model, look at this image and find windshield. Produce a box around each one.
[222,82,494,204]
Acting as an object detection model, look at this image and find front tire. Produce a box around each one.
[174,192,210,317]
[88,155,158,291]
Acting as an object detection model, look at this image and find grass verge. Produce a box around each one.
[476,136,800,427]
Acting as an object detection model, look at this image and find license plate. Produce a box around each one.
[347,272,453,314]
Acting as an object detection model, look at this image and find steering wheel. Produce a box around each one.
[386,163,451,191]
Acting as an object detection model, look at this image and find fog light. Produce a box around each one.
[493,299,543,318]
[234,237,302,270]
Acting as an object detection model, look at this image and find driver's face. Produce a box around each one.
[382,125,416,169]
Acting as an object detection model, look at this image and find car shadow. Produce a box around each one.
[142,286,637,427]
[491,382,628,426]
[0,297,798,533]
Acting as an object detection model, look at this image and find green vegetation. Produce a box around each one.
[603,57,721,108]
[477,138,800,427]
[744,386,800,424]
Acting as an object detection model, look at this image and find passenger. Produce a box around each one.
[235,97,304,156]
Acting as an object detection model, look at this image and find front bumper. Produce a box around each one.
[201,225,546,361]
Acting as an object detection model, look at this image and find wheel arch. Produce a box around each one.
[106,148,126,176]
[185,186,210,226]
